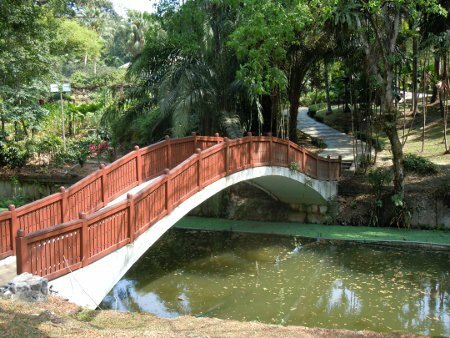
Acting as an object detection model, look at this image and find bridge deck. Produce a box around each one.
[1,134,340,283]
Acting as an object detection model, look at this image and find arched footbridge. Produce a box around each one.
[0,133,340,307]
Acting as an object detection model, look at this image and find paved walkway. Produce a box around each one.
[297,107,366,162]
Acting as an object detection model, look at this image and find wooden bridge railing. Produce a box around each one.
[14,134,340,280]
[0,134,222,259]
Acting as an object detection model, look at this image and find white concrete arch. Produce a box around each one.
[49,166,337,308]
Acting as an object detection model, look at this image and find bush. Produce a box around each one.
[53,137,96,167]
[0,145,29,168]
[307,109,317,118]
[315,115,324,123]
[311,136,327,148]
[403,153,438,175]
[355,131,385,152]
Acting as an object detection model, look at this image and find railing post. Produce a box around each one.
[247,132,253,168]
[16,229,29,274]
[60,186,69,223]
[302,148,307,173]
[215,132,220,144]
[286,138,290,167]
[192,132,197,152]
[338,155,342,178]
[135,146,142,184]
[315,157,319,179]
[195,148,202,189]
[164,169,172,213]
[224,138,230,175]
[80,212,89,267]
[267,132,273,165]
[165,135,172,169]
[9,205,18,254]
[127,194,135,243]
[99,164,108,205]
[327,155,331,181]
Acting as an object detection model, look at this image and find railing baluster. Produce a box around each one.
[100,164,107,204]
[165,135,171,169]
[9,205,18,254]
[247,132,253,168]
[224,138,230,175]
[127,194,135,243]
[286,138,290,166]
[135,146,142,184]
[16,228,28,274]
[80,212,89,267]
[196,148,202,189]
[60,187,69,223]
[164,169,172,213]
[327,155,331,181]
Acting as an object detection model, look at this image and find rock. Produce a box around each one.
[39,309,65,324]
[0,273,48,302]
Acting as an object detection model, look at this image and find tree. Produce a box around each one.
[337,0,444,223]
[104,0,252,142]
[0,0,55,88]
[54,19,104,73]
[229,0,334,141]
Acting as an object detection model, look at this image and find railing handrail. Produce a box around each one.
[14,134,341,280]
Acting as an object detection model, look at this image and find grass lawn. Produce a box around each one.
[176,216,450,246]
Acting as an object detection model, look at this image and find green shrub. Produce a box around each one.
[0,145,29,168]
[355,131,385,152]
[403,153,438,175]
[0,196,31,209]
[315,115,324,123]
[311,136,327,148]
[307,109,317,118]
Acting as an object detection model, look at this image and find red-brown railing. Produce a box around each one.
[14,134,340,280]
[0,134,222,259]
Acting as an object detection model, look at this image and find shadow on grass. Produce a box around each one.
[0,305,52,337]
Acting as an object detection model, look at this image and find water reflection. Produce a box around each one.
[101,229,450,336]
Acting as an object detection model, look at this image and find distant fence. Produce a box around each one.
[13,134,340,280]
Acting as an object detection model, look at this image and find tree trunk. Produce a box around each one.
[260,95,272,135]
[431,55,440,103]
[442,52,449,153]
[324,61,332,114]
[68,109,73,136]
[270,90,280,136]
[287,53,311,142]
[21,119,29,138]
[412,37,418,115]
[382,70,404,201]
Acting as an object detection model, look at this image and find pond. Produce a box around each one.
[100,228,450,336]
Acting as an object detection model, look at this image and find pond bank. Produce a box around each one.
[0,296,395,337]
[175,216,450,249]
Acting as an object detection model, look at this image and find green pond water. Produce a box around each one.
[100,228,450,336]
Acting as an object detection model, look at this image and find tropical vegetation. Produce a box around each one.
[0,0,448,227]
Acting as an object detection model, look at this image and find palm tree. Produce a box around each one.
[104,0,255,142]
